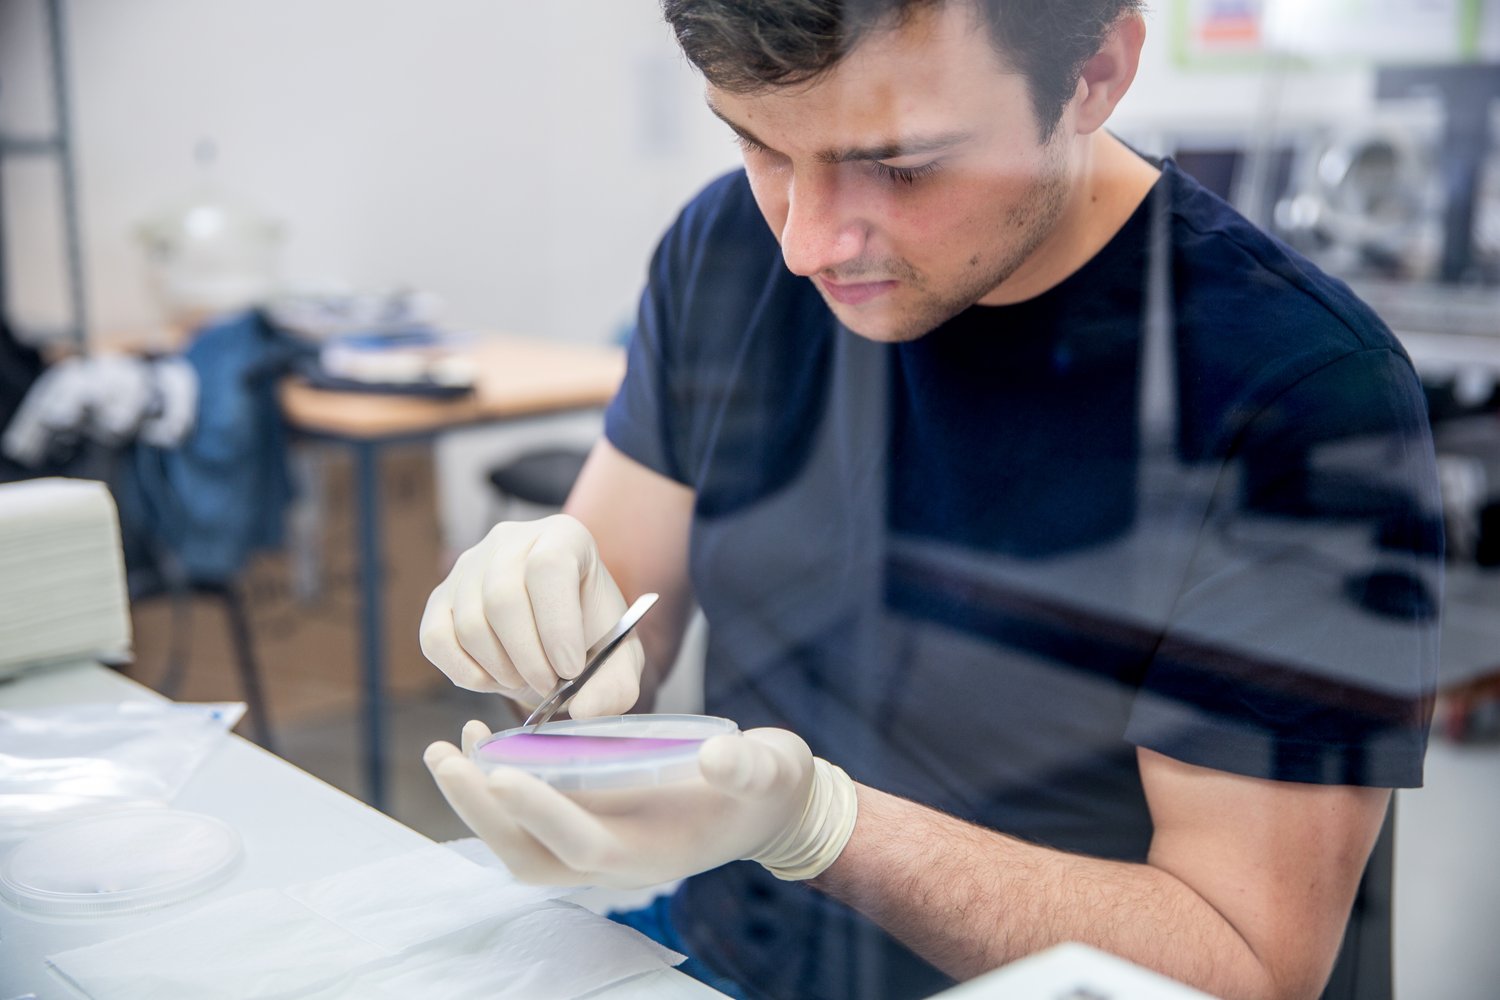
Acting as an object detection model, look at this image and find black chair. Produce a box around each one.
[125,544,276,752]
[154,581,275,751]
[486,446,590,513]
[120,484,275,753]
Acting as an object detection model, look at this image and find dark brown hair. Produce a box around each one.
[661,0,1146,140]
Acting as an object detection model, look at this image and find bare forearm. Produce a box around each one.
[562,438,696,712]
[813,784,1286,999]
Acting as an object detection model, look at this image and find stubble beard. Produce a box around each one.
[833,156,1073,344]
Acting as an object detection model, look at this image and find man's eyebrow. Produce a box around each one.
[707,100,773,149]
[706,99,972,163]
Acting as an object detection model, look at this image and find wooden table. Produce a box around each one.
[280,335,625,808]
[280,335,626,437]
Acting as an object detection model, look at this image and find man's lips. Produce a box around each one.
[818,276,898,306]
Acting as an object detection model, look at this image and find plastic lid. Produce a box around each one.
[472,714,738,790]
[0,808,242,918]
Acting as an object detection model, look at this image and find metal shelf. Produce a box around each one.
[0,0,87,350]
[0,136,66,156]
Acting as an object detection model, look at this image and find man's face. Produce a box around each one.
[707,2,1080,342]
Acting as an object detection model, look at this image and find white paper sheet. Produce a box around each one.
[297,904,685,1000]
[47,844,683,1000]
[284,844,562,950]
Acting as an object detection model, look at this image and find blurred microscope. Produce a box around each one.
[1271,65,1500,330]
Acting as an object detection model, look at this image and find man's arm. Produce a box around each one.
[815,748,1390,1000]
[564,437,696,706]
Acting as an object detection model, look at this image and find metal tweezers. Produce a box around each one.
[522,592,659,732]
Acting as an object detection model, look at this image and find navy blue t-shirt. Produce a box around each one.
[604,160,1441,1000]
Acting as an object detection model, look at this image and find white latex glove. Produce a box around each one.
[423,720,859,889]
[419,515,642,718]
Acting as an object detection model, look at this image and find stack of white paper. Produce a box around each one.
[0,478,132,676]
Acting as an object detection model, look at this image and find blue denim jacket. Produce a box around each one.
[118,311,306,585]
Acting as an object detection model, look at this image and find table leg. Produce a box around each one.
[353,440,387,810]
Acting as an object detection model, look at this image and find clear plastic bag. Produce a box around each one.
[0,700,245,839]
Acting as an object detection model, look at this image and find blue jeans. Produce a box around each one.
[609,894,750,999]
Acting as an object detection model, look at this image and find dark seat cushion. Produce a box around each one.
[486,447,589,507]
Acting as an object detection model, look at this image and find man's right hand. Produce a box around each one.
[419,514,643,718]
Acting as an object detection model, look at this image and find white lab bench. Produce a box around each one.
[0,660,721,1000]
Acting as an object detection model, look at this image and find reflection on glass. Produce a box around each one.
[422,3,1464,999]
[593,4,1445,998]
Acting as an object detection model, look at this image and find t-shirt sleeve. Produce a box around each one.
[604,216,693,486]
[1125,347,1442,787]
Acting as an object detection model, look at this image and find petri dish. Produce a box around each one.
[471,713,738,790]
[0,808,243,918]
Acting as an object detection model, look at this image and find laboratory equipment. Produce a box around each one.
[135,141,283,334]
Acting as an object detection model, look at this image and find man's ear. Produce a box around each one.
[1073,13,1146,136]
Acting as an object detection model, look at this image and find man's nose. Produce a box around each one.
[778,171,867,278]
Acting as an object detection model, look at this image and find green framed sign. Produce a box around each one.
[1170,0,1492,71]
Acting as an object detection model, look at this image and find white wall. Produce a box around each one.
[1,0,740,346]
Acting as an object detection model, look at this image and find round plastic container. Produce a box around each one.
[471,714,738,791]
[0,808,243,918]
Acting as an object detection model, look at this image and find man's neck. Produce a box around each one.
[979,131,1161,307]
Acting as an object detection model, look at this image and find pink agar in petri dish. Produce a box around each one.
[470,715,738,788]
[478,732,702,764]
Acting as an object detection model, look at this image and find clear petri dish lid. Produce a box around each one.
[0,808,242,918]
[471,713,738,791]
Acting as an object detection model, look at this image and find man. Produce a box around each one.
[421,2,1441,998]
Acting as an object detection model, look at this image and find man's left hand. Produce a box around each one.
[424,720,859,889]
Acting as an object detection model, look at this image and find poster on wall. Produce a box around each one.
[1180,0,1266,61]
[1174,0,1490,67]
